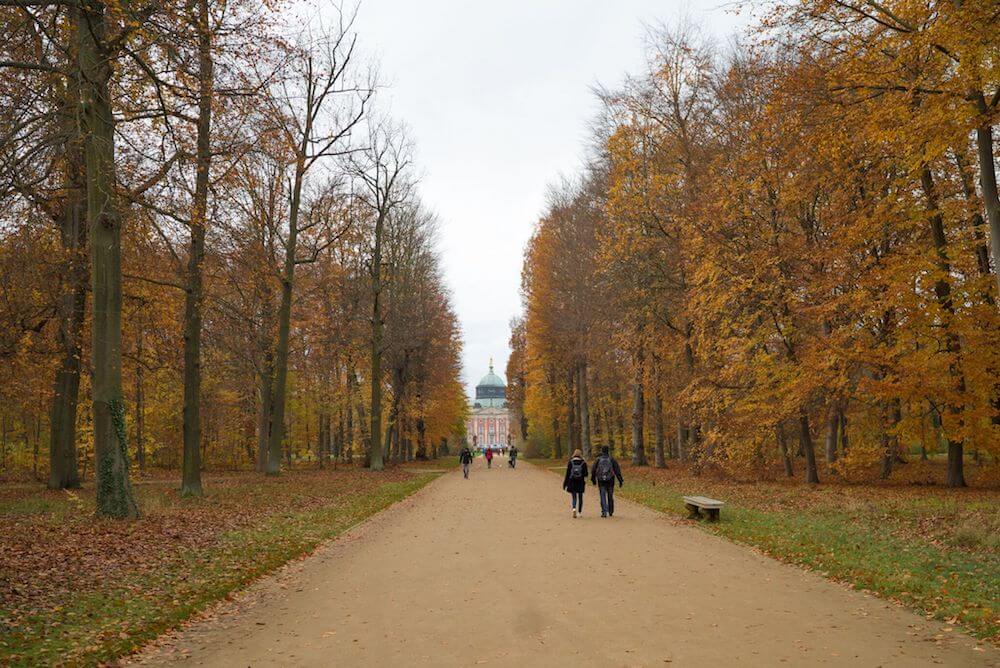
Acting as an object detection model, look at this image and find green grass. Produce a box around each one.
[0,474,437,666]
[620,475,999,643]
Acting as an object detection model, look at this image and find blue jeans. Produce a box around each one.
[598,482,615,516]
[570,491,583,512]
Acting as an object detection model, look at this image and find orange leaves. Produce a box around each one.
[517,8,999,482]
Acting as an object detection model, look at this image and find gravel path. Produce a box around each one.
[133,458,994,667]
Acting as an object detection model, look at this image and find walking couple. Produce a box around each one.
[562,446,623,518]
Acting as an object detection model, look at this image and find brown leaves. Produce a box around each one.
[0,468,415,643]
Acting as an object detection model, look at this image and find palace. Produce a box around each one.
[466,360,509,449]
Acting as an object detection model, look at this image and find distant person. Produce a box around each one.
[508,444,518,469]
[484,446,494,469]
[459,445,474,479]
[591,445,624,518]
[562,449,588,518]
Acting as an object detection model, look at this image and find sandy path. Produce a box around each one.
[133,458,994,667]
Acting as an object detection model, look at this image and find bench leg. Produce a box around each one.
[706,508,720,522]
[685,503,701,520]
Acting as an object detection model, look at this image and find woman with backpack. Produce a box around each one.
[562,449,588,518]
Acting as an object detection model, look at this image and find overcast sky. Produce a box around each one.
[349,1,749,395]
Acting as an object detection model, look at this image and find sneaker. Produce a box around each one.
[572,509,577,518]
[601,512,607,518]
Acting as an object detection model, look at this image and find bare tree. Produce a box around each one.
[261,11,373,475]
[349,120,413,471]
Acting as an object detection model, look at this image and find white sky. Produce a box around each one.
[350,1,749,395]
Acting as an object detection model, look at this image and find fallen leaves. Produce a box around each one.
[0,467,426,664]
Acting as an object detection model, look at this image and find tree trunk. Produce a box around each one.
[369,210,387,471]
[776,423,793,478]
[653,388,665,468]
[954,149,995,292]
[551,415,562,459]
[824,405,839,467]
[566,370,577,454]
[616,409,626,461]
[631,347,647,466]
[180,0,214,496]
[317,410,326,469]
[134,334,145,473]
[602,408,614,454]
[577,362,591,457]
[79,2,138,518]
[265,179,301,474]
[384,368,404,463]
[256,357,272,472]
[798,410,819,484]
[576,362,591,459]
[971,95,1000,298]
[284,415,292,469]
[48,67,86,491]
[839,410,849,454]
[356,387,369,467]
[416,416,426,459]
[920,166,967,488]
[879,400,903,480]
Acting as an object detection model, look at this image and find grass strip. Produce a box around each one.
[1,475,437,666]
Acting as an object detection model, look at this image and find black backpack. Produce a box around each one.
[595,456,615,483]
[569,459,585,480]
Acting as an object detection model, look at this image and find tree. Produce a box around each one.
[350,121,413,471]
[261,15,372,475]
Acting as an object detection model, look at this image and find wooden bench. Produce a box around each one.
[683,495,724,522]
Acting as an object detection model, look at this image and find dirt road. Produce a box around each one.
[134,458,994,667]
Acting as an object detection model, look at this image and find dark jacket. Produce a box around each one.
[563,456,588,493]
[459,448,473,464]
[591,454,623,486]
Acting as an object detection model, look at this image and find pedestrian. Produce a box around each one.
[591,445,624,517]
[484,446,494,469]
[562,449,588,518]
[459,444,474,479]
[508,444,518,469]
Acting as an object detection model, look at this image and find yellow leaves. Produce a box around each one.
[516,0,1000,480]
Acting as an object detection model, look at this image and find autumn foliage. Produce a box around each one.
[0,2,467,494]
[512,3,999,486]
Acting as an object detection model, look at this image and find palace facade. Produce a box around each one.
[466,360,509,449]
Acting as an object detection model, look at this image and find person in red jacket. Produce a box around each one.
[484,446,494,468]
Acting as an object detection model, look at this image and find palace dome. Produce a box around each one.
[474,359,506,408]
[477,370,505,388]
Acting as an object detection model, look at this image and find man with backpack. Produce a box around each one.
[591,445,624,518]
[459,444,474,479]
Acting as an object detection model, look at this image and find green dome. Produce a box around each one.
[474,359,506,406]
[477,370,505,388]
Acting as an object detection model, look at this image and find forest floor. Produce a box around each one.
[0,464,443,666]
[125,457,995,667]
[601,459,1000,643]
